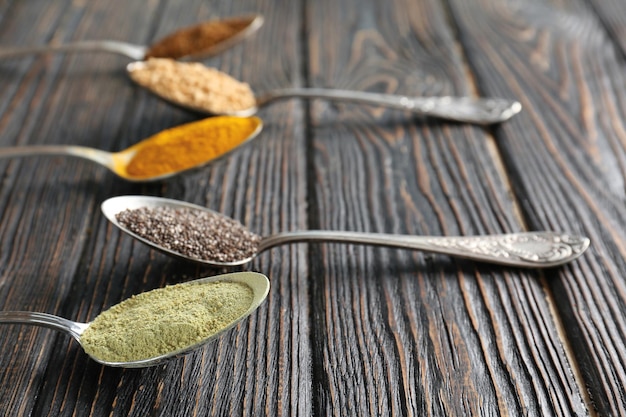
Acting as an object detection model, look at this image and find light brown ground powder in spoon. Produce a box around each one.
[128,58,256,114]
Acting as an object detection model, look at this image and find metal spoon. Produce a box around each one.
[101,195,590,268]
[128,60,521,125]
[231,89,522,125]
[0,272,269,368]
[0,14,263,61]
[0,116,262,182]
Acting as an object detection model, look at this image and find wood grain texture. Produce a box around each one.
[446,0,626,415]
[587,0,626,58]
[304,0,589,415]
[1,0,623,415]
[0,0,310,415]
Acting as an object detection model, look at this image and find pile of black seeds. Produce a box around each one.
[115,206,261,263]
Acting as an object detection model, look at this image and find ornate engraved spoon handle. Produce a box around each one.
[256,88,522,125]
[258,231,590,268]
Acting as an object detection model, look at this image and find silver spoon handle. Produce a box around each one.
[258,231,589,268]
[0,311,87,340]
[0,40,146,60]
[0,145,114,167]
[255,88,522,124]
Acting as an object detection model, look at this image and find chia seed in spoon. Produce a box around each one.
[115,206,261,263]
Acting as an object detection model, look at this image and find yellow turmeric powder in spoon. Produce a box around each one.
[119,115,262,179]
[0,116,262,182]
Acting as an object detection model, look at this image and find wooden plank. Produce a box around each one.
[445,0,626,415]
[0,0,164,412]
[587,0,626,56]
[2,0,617,415]
[306,0,589,415]
[0,0,312,416]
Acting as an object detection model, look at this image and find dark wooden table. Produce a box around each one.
[1,0,626,415]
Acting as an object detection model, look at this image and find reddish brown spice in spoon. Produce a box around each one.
[145,15,259,60]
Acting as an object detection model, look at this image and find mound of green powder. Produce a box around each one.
[81,280,253,363]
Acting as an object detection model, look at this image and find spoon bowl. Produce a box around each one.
[0,272,270,368]
[102,195,590,269]
[0,116,263,182]
[0,14,263,61]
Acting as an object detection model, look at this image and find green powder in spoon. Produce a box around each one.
[81,280,253,363]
